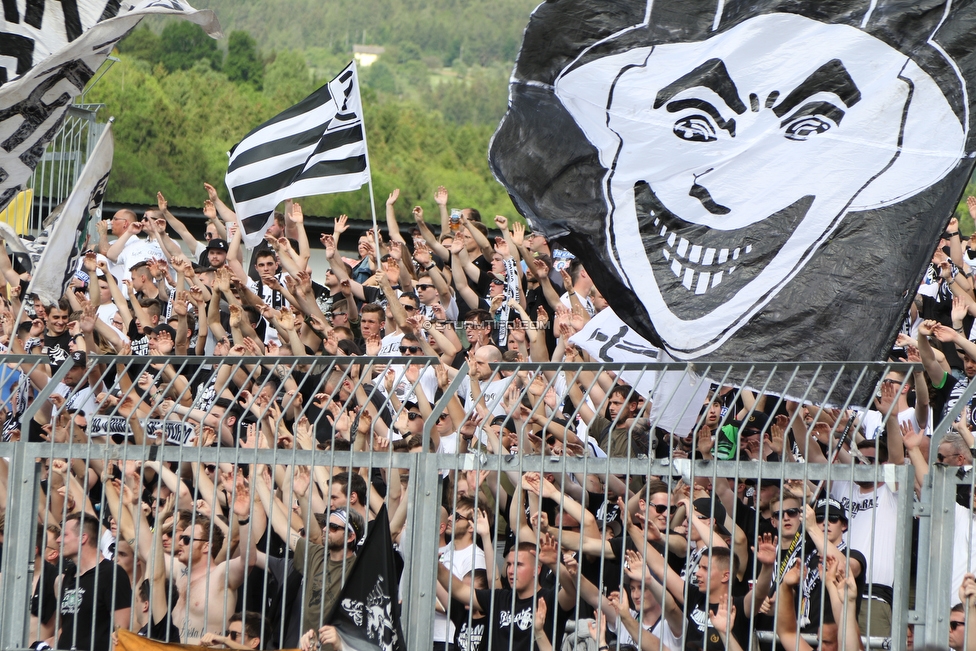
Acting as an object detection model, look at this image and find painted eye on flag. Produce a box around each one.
[673,116,717,142]
[783,116,832,140]
[781,101,844,141]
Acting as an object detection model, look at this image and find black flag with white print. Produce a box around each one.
[328,505,407,651]
[489,0,976,401]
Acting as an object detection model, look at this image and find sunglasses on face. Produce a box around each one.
[399,345,422,354]
[774,508,802,519]
[179,535,207,546]
[204,233,215,240]
[951,621,966,631]
[227,631,241,641]
[400,304,418,311]
[416,284,434,291]
[204,464,216,473]
[815,515,842,524]
[651,504,677,515]
[436,414,449,423]
[405,412,423,421]
[327,522,345,532]
[490,278,504,286]
[938,452,959,463]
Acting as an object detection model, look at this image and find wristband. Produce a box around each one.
[948,231,960,237]
[237,517,250,526]
[424,263,435,271]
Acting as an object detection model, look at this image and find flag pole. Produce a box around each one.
[352,61,383,271]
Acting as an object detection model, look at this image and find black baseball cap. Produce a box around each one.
[814,497,848,522]
[739,412,770,436]
[206,238,228,252]
[692,498,731,536]
[152,323,177,339]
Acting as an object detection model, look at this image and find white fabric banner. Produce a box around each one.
[27,121,113,305]
[0,0,220,214]
[570,307,710,437]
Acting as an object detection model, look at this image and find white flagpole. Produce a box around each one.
[352,61,383,271]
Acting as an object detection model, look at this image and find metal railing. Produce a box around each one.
[24,104,105,234]
[0,356,967,651]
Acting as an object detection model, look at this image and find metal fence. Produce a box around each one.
[22,103,105,234]
[0,356,972,651]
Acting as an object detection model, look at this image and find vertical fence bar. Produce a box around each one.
[891,463,914,651]
[0,443,41,650]
[403,450,440,651]
[923,464,956,648]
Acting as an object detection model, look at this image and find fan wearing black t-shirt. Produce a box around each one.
[56,513,132,651]
[437,539,577,651]
[682,542,777,651]
[42,300,72,368]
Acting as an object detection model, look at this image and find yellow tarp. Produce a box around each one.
[115,627,300,651]
[0,188,31,234]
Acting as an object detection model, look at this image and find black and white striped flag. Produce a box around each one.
[226,61,370,248]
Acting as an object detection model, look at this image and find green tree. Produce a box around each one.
[225,31,264,89]
[263,50,313,105]
[159,21,223,73]
[362,61,396,94]
[116,25,161,64]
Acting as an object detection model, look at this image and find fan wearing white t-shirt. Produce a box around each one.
[859,367,931,440]
[435,501,487,650]
[829,442,901,639]
[459,346,515,418]
[442,497,488,580]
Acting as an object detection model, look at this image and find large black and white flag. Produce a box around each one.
[328,505,407,651]
[226,61,370,248]
[0,0,220,214]
[489,0,976,401]
[27,120,113,305]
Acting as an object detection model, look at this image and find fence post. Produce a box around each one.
[890,464,915,651]
[402,451,442,651]
[0,445,40,650]
[0,359,73,650]
[921,464,957,648]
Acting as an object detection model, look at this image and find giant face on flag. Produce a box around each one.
[490,0,976,380]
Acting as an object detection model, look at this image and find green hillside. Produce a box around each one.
[94,0,976,231]
[86,0,537,221]
[189,0,539,66]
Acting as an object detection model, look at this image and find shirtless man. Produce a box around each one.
[166,497,255,644]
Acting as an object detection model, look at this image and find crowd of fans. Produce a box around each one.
[3,185,976,651]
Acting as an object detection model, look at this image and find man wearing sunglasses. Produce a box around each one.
[167,512,255,644]
[294,508,365,645]
[828,438,902,639]
[779,499,866,640]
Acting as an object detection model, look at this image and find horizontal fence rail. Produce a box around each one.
[0,357,967,651]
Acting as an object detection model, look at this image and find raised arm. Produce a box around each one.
[385,189,407,244]
[917,319,953,385]
[158,192,205,255]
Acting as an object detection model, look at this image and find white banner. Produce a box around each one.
[570,307,710,437]
[0,0,220,214]
[27,121,113,305]
[89,414,195,446]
